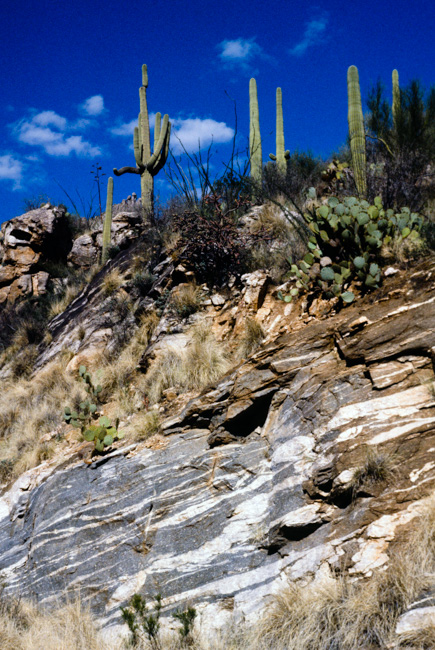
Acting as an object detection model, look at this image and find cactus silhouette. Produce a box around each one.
[114,64,171,220]
[269,87,290,174]
[347,65,367,197]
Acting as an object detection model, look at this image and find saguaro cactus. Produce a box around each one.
[392,69,400,130]
[347,65,367,197]
[114,64,171,220]
[101,176,113,263]
[249,78,262,186]
[269,87,290,174]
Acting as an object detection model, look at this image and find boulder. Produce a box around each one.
[0,205,71,304]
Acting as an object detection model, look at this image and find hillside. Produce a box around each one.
[0,174,435,649]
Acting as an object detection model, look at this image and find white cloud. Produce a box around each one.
[171,117,234,154]
[290,13,329,56]
[13,111,101,158]
[0,154,23,189]
[32,110,67,130]
[110,119,137,137]
[217,37,269,73]
[109,114,232,156]
[80,95,105,116]
[219,38,260,61]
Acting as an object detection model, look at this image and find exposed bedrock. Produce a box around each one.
[1,260,435,641]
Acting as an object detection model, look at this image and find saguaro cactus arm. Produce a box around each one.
[269,87,290,174]
[347,65,367,197]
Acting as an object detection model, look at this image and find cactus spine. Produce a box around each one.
[347,65,367,197]
[269,87,290,174]
[101,176,113,263]
[249,78,262,186]
[392,69,400,130]
[113,64,171,220]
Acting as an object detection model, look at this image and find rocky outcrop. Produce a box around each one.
[0,205,143,306]
[1,258,435,642]
[0,205,71,305]
[67,210,142,268]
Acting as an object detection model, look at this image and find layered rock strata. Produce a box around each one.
[0,260,435,642]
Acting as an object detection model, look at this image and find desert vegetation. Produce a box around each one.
[0,61,434,649]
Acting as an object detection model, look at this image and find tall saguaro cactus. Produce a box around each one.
[392,68,400,130]
[101,176,113,263]
[347,65,367,197]
[269,87,290,174]
[114,64,171,220]
[249,78,262,186]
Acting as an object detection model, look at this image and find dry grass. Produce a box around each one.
[351,446,397,499]
[101,267,125,296]
[125,410,161,443]
[98,310,159,415]
[237,317,264,359]
[0,359,85,480]
[251,498,435,650]
[0,596,110,650]
[48,285,83,320]
[169,283,202,319]
[250,202,295,239]
[144,322,232,405]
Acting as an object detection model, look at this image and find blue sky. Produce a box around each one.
[0,0,434,223]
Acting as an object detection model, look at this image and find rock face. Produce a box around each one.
[1,258,435,641]
[0,205,71,305]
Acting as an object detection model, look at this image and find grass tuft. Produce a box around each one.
[144,322,232,405]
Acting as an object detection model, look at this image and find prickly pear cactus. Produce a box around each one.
[83,415,124,453]
[279,196,423,306]
[64,365,102,434]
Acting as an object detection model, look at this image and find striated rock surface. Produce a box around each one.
[1,258,435,642]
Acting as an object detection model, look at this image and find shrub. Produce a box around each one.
[121,593,162,649]
[173,192,270,287]
[261,151,325,210]
[131,270,156,296]
[366,78,435,211]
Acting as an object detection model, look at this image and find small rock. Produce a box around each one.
[211,293,226,307]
